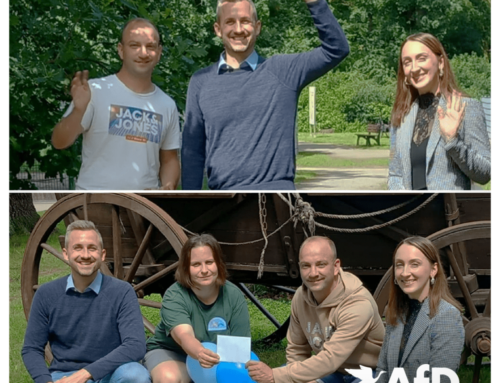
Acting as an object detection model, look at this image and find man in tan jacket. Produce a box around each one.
[247,236,385,383]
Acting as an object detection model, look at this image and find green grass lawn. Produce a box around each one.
[10,220,490,382]
[297,152,389,168]
[294,170,317,185]
[298,132,391,150]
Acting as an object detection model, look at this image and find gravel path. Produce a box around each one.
[296,142,390,190]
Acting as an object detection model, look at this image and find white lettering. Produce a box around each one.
[116,107,124,118]
[388,368,409,383]
[414,364,430,383]
[133,120,143,132]
[143,123,151,134]
[123,109,132,119]
[115,119,122,129]
[432,368,459,383]
[123,120,133,130]
[312,322,322,335]
[151,124,158,135]
[132,110,142,121]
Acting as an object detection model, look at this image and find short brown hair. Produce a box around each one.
[386,236,462,326]
[175,234,227,289]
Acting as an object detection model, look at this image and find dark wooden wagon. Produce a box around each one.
[22,192,491,383]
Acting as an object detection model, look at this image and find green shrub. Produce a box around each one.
[297,69,396,133]
[450,53,490,99]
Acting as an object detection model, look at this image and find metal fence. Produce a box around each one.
[16,165,74,190]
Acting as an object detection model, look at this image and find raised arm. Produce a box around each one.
[181,74,206,190]
[270,0,349,91]
[52,71,90,149]
[441,98,491,185]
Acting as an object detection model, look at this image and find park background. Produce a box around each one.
[9,193,492,382]
[9,0,491,190]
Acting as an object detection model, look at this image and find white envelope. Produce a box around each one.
[217,335,251,364]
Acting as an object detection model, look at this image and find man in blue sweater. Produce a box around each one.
[181,0,349,190]
[22,220,151,383]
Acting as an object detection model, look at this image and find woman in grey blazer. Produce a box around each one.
[388,33,490,190]
[376,237,464,383]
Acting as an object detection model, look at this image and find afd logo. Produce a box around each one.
[346,364,459,383]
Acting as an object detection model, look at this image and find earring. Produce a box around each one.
[394,278,398,285]
[439,68,443,77]
[430,276,435,286]
[404,77,410,86]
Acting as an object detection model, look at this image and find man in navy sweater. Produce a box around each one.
[22,220,150,383]
[181,0,349,190]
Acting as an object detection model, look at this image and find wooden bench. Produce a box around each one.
[356,124,382,146]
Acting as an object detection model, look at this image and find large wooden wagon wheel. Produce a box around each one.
[373,221,491,383]
[22,193,188,362]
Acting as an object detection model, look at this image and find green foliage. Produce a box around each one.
[10,0,216,189]
[450,53,491,99]
[297,70,396,133]
[10,0,490,187]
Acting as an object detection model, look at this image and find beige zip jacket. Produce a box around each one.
[273,269,385,383]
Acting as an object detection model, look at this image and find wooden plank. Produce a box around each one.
[125,223,154,282]
[112,206,124,279]
[138,193,236,198]
[126,210,156,265]
[226,262,288,273]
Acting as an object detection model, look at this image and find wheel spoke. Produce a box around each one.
[483,290,491,317]
[138,298,161,309]
[133,262,178,292]
[445,247,479,319]
[125,223,153,283]
[127,210,156,264]
[82,194,89,221]
[143,315,156,335]
[111,205,124,279]
[69,211,79,223]
[40,243,68,265]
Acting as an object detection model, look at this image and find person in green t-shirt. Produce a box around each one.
[144,233,251,383]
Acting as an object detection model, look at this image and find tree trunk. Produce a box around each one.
[10,193,40,235]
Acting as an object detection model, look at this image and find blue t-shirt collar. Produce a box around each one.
[66,271,103,294]
[218,50,259,74]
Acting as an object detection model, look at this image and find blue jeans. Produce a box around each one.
[318,369,376,383]
[51,362,151,383]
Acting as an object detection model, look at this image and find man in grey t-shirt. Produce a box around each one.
[52,18,180,190]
